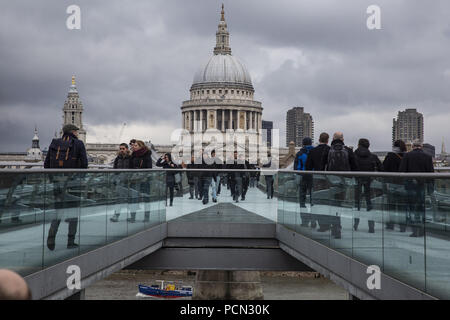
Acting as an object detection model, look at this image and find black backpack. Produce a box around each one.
[327,144,350,171]
[47,136,78,168]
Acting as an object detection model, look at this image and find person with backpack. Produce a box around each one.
[353,138,383,233]
[305,132,331,231]
[383,140,407,232]
[294,137,315,227]
[110,143,132,223]
[323,132,358,239]
[128,140,152,222]
[44,124,88,251]
[399,140,434,237]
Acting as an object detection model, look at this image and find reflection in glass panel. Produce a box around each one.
[0,173,45,276]
[425,178,450,298]
[352,176,384,268]
[106,171,130,243]
[43,172,81,268]
[79,172,108,254]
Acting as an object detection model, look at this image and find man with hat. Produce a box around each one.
[44,124,88,250]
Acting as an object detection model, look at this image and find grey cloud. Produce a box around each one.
[0,0,449,152]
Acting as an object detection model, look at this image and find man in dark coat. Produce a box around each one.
[306,133,330,172]
[226,151,246,203]
[44,124,88,250]
[383,140,407,231]
[399,140,434,237]
[323,132,358,239]
[305,132,331,231]
[113,143,132,169]
[353,138,383,233]
[110,143,132,222]
[185,154,197,199]
[198,151,215,205]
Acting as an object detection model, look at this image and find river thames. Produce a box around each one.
[85,270,349,300]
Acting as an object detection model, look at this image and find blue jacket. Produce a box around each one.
[294,146,314,171]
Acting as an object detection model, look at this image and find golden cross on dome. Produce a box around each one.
[72,75,76,85]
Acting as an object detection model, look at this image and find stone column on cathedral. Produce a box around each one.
[214,110,218,129]
[229,110,233,129]
[256,113,260,132]
[194,110,198,132]
[222,110,225,132]
[244,111,247,131]
[200,109,203,132]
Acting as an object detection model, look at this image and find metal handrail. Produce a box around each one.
[0,168,449,178]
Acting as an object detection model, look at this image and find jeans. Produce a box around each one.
[211,176,220,200]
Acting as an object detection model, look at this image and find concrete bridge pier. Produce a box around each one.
[193,270,264,300]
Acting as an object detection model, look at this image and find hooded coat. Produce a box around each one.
[354,147,383,172]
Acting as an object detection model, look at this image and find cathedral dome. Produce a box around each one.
[193,54,252,86]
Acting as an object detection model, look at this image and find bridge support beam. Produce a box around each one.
[192,271,264,300]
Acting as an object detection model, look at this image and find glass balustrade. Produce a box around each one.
[278,171,450,299]
[1,168,449,299]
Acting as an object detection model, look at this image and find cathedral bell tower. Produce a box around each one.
[214,4,232,55]
[61,76,86,143]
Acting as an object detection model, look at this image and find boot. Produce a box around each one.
[368,220,375,233]
[143,212,150,222]
[410,226,424,237]
[317,224,330,232]
[409,226,419,237]
[332,215,341,239]
[353,218,360,231]
[331,224,341,239]
[127,212,136,223]
[67,219,79,249]
[110,212,120,222]
[47,219,61,251]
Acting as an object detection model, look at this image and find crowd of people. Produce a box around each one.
[41,124,435,250]
[293,131,434,239]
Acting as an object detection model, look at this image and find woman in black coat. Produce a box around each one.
[128,140,152,223]
[383,140,407,231]
[156,153,178,206]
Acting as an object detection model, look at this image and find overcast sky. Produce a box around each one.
[1,0,449,152]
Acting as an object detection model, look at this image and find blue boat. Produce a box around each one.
[138,280,193,298]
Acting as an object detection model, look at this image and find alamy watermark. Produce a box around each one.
[366,265,381,290]
[367,5,381,30]
[66,265,81,290]
[169,128,280,168]
[66,5,81,30]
